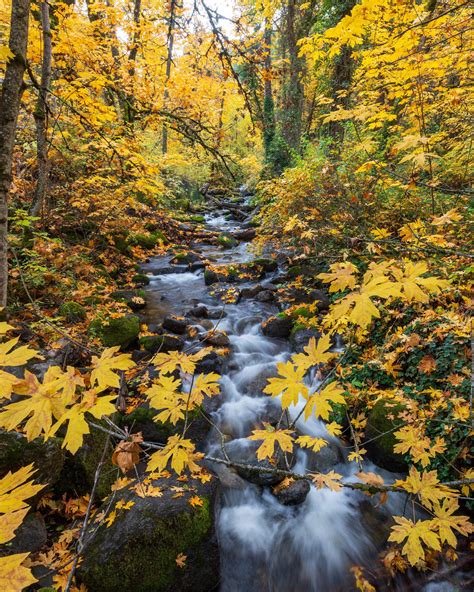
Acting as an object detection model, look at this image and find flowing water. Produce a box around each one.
[142,194,467,592]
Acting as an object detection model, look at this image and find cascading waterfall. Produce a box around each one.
[142,191,463,592]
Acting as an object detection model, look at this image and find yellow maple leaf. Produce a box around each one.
[189,372,220,405]
[312,470,343,492]
[0,322,14,335]
[90,347,135,392]
[0,553,37,591]
[291,333,335,371]
[249,425,294,460]
[393,426,433,468]
[317,262,358,293]
[263,361,308,409]
[432,498,474,547]
[0,370,23,400]
[152,348,211,375]
[146,374,185,425]
[296,435,328,453]
[388,517,441,565]
[147,436,202,475]
[0,370,68,441]
[304,381,345,421]
[395,467,456,511]
[391,261,449,303]
[0,338,38,367]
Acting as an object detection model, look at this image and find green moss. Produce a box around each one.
[128,232,165,250]
[59,301,87,323]
[112,234,131,255]
[290,306,312,320]
[365,399,408,471]
[139,334,182,353]
[81,498,211,591]
[189,214,205,223]
[252,258,278,272]
[217,234,238,249]
[132,273,150,286]
[290,322,306,336]
[89,315,140,348]
[77,423,117,499]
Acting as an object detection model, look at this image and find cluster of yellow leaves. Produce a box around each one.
[393,425,445,468]
[147,435,203,475]
[249,425,294,460]
[0,322,135,453]
[0,465,44,591]
[319,259,448,330]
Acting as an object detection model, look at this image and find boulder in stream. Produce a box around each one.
[261,315,293,339]
[162,315,189,335]
[77,475,219,592]
[88,314,140,348]
[273,479,310,506]
[139,334,184,354]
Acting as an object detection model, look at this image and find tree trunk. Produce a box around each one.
[280,0,304,152]
[0,0,31,307]
[263,20,276,157]
[31,1,52,217]
[162,0,177,154]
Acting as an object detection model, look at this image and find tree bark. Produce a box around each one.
[0,0,31,307]
[30,1,52,217]
[263,20,276,157]
[280,0,304,152]
[162,0,177,154]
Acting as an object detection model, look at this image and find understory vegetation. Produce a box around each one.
[0,1,472,591]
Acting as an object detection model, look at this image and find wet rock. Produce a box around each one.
[207,308,226,320]
[290,327,321,353]
[110,289,147,311]
[88,315,140,349]
[5,512,47,554]
[58,301,87,323]
[132,273,150,286]
[204,331,230,347]
[204,268,218,285]
[139,334,184,354]
[222,440,286,487]
[217,234,238,249]
[186,305,208,319]
[261,315,293,339]
[284,287,330,310]
[77,475,219,592]
[358,498,393,549]
[274,479,310,506]
[170,251,201,265]
[0,430,65,495]
[252,258,278,272]
[232,228,256,241]
[190,261,206,272]
[148,265,189,275]
[162,315,189,335]
[195,350,226,374]
[365,399,408,472]
[256,290,275,303]
[240,284,263,299]
[305,444,341,473]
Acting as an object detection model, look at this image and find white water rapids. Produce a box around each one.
[141,195,465,592]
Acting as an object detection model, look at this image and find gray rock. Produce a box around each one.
[162,316,189,335]
[261,316,293,339]
[290,328,321,353]
[274,479,310,506]
[256,290,275,303]
[6,512,47,554]
[139,334,184,354]
[186,305,208,319]
[204,331,230,347]
[0,430,65,495]
[305,443,342,473]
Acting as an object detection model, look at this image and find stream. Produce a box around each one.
[140,190,464,592]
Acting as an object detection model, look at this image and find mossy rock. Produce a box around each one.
[0,430,65,493]
[217,234,238,249]
[127,232,163,250]
[139,334,183,354]
[112,233,131,255]
[132,273,150,286]
[252,258,278,272]
[365,399,408,472]
[77,476,218,592]
[89,315,140,348]
[109,289,146,311]
[56,423,116,500]
[290,306,313,320]
[59,301,87,323]
[189,214,205,223]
